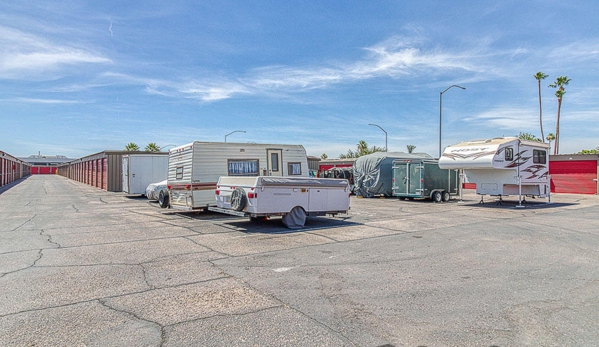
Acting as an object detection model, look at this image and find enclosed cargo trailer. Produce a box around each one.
[392,159,459,202]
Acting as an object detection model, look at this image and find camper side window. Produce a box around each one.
[228,159,259,176]
[505,147,513,161]
[288,162,302,175]
[533,150,546,164]
[176,166,184,180]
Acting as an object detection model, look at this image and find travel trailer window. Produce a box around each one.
[505,147,513,161]
[176,166,184,180]
[288,162,302,175]
[228,159,259,176]
[271,153,279,172]
[533,150,546,164]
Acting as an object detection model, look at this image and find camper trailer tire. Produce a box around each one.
[442,191,450,202]
[158,190,169,208]
[230,187,247,211]
[432,191,443,203]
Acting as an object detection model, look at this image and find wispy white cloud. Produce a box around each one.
[145,35,491,102]
[547,40,599,62]
[3,97,90,104]
[463,107,539,130]
[0,25,111,79]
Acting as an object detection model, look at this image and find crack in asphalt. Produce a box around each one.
[9,214,36,232]
[40,229,61,248]
[0,250,44,278]
[98,299,166,347]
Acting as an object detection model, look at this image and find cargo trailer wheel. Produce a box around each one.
[442,191,450,202]
[230,187,247,211]
[158,190,169,208]
[432,191,442,203]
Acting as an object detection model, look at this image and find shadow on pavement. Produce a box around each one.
[0,176,31,195]
[458,198,577,209]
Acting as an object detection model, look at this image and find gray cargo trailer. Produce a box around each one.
[392,159,459,202]
[353,152,433,198]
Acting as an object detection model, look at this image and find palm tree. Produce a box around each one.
[534,72,548,142]
[406,145,416,153]
[124,143,140,151]
[145,143,161,152]
[546,133,555,152]
[339,140,385,158]
[548,76,571,155]
[357,140,369,156]
[518,132,542,142]
[320,153,328,160]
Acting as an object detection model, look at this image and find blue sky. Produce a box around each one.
[1,0,598,159]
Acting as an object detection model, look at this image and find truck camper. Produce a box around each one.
[165,141,309,211]
[438,137,550,204]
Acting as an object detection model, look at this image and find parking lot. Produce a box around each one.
[1,175,598,346]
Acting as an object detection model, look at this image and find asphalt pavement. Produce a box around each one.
[1,175,598,346]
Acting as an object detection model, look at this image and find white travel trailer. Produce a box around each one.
[122,154,169,195]
[166,141,309,211]
[211,176,351,228]
[438,137,550,203]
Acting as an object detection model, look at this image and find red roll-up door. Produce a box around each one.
[550,160,597,194]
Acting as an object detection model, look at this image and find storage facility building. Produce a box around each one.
[57,151,168,192]
[1,150,31,188]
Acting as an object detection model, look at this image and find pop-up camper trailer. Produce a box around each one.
[438,137,550,203]
[166,142,309,211]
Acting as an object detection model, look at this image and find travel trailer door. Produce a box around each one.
[266,149,283,176]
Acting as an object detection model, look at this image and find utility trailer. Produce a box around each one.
[392,159,459,202]
[122,154,169,195]
[210,176,351,228]
[166,141,309,211]
[439,137,550,204]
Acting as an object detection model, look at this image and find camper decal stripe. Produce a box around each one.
[170,182,217,191]
[442,150,496,160]
[505,150,532,168]
[521,164,547,179]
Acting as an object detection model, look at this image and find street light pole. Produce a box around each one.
[439,85,466,158]
[224,130,246,143]
[160,144,176,151]
[368,123,388,152]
